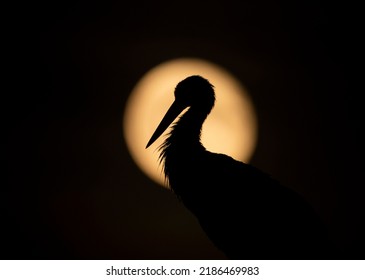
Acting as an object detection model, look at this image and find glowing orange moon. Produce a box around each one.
[123,58,258,188]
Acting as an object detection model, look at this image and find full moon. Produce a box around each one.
[123,58,258,188]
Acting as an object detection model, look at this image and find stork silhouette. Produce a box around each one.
[146,75,331,259]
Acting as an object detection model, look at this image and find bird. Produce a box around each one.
[146,75,332,259]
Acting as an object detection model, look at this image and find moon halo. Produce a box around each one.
[123,58,258,188]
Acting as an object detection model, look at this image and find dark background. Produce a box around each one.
[4,0,364,259]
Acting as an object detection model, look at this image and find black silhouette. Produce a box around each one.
[146,75,332,259]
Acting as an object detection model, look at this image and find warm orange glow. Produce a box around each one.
[123,58,258,188]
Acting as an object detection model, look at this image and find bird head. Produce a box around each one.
[146,75,215,148]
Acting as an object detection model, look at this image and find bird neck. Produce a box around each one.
[168,107,208,148]
[158,107,210,190]
[158,107,208,169]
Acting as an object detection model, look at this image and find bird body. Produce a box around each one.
[146,76,331,259]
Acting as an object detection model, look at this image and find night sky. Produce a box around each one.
[4,0,364,259]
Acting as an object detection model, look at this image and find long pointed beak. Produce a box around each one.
[146,100,187,148]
